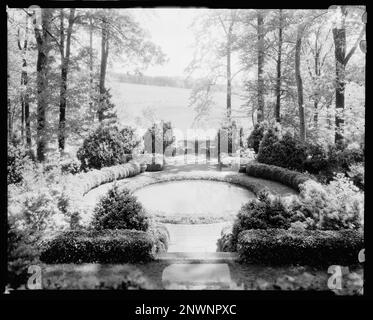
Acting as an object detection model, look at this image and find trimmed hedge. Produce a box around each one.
[40,229,161,264]
[70,160,141,197]
[237,229,363,266]
[66,161,142,227]
[245,162,311,191]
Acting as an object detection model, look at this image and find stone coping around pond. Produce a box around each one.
[80,170,298,225]
[115,170,298,197]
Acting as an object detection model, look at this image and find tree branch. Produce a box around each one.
[218,15,228,36]
[17,28,23,50]
[344,25,366,65]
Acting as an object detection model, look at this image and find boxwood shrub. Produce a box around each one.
[91,186,150,232]
[39,229,159,264]
[255,127,364,185]
[146,163,164,172]
[247,122,269,154]
[237,228,363,266]
[231,191,292,248]
[245,162,311,191]
[257,131,308,172]
[60,158,82,175]
[77,125,140,170]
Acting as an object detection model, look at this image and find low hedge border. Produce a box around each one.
[245,162,312,191]
[125,172,281,196]
[237,228,363,266]
[67,161,142,222]
[40,228,167,264]
[76,160,142,196]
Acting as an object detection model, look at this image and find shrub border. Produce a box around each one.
[237,228,363,266]
[39,228,167,264]
[245,161,312,191]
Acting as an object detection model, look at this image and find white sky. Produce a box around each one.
[129,8,203,77]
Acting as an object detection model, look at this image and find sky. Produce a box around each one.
[129,8,203,78]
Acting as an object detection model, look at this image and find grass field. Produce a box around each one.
[62,80,251,157]
[107,79,251,132]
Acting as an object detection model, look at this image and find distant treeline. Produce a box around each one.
[111,72,226,91]
[112,73,194,88]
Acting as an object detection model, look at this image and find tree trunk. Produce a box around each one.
[58,9,65,152]
[327,104,332,129]
[24,16,31,148]
[16,13,31,146]
[98,18,109,122]
[257,11,265,123]
[59,64,67,152]
[25,86,31,148]
[331,7,365,144]
[313,101,319,125]
[7,73,12,139]
[313,37,320,128]
[333,27,346,144]
[89,16,94,119]
[295,25,306,142]
[58,8,75,153]
[274,9,283,123]
[226,30,232,122]
[151,128,155,165]
[21,58,27,142]
[34,8,52,162]
[36,49,48,161]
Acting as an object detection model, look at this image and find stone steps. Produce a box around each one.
[164,222,230,252]
[156,252,239,263]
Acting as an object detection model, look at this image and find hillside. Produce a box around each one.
[107,80,251,133]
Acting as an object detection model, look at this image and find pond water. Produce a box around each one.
[133,180,255,218]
